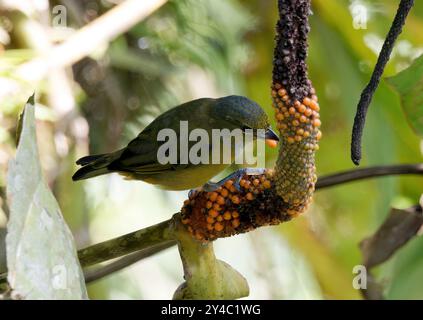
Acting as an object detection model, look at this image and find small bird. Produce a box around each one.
[72,95,279,190]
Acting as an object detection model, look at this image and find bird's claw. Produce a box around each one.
[188,187,202,198]
[201,168,266,193]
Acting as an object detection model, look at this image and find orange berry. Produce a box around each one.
[217,196,225,205]
[316,130,322,140]
[209,192,218,201]
[213,203,221,211]
[220,188,229,197]
[303,131,310,138]
[215,222,224,231]
[266,139,278,148]
[303,97,311,106]
[230,186,236,193]
[278,88,287,97]
[310,100,320,111]
[232,219,240,228]
[232,211,239,218]
[263,180,271,189]
[304,108,312,117]
[292,120,299,126]
[313,119,321,127]
[287,137,295,144]
[209,209,219,218]
[289,107,296,115]
[224,180,233,188]
[246,192,254,200]
[223,211,232,220]
[231,195,240,204]
[216,215,223,222]
[244,180,251,189]
[206,216,215,224]
[296,128,304,135]
[206,201,213,209]
[276,113,284,121]
[295,135,302,142]
[298,104,306,113]
[239,179,246,187]
[195,233,203,240]
[207,224,214,231]
[300,115,307,123]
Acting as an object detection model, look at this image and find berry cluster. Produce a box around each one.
[272,83,320,216]
[180,169,291,241]
[272,83,321,147]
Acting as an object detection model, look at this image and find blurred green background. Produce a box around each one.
[0,0,422,299]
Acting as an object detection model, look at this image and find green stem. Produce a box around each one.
[173,220,249,299]
[78,218,174,267]
[84,240,176,283]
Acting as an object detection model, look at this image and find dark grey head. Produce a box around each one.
[213,95,279,143]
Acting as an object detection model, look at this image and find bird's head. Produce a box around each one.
[214,95,279,148]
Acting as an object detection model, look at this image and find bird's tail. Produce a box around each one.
[72,149,124,181]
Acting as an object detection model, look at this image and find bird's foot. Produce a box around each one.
[202,168,266,192]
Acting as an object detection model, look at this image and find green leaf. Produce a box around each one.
[361,206,423,269]
[5,97,87,299]
[359,205,423,300]
[386,54,423,137]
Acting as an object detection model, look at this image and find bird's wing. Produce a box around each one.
[110,98,240,174]
[118,129,158,166]
[110,125,190,174]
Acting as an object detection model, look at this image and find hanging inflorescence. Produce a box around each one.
[272,0,320,215]
[179,0,320,241]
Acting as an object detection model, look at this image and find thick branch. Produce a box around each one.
[78,218,174,267]
[84,240,176,283]
[316,163,423,189]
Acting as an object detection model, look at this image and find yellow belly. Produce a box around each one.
[140,163,230,190]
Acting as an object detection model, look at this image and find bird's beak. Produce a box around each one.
[264,127,279,148]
